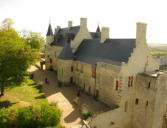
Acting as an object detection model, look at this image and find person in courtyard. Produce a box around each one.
[45,77,48,84]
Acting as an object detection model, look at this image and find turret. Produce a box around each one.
[96,25,100,33]
[46,23,54,45]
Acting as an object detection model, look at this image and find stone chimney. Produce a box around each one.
[136,22,147,43]
[57,26,61,30]
[68,21,73,28]
[80,18,87,28]
[55,26,61,34]
[101,27,109,43]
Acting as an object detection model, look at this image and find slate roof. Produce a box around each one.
[46,24,53,36]
[58,43,73,60]
[50,26,80,46]
[90,32,101,39]
[74,39,136,66]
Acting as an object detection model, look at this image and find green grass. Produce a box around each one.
[0,77,47,109]
[151,51,167,56]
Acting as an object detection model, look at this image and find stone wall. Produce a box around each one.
[96,62,121,106]
[57,59,73,83]
[151,74,167,128]
[155,56,167,66]
[90,107,133,128]
[45,44,63,70]
[90,73,167,128]
[73,61,96,95]
[132,74,157,128]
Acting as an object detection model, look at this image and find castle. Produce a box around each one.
[44,18,167,128]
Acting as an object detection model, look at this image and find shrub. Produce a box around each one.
[8,109,17,128]
[17,107,34,128]
[39,104,61,127]
[0,103,62,128]
[49,102,57,106]
[82,109,91,120]
[0,108,10,128]
[45,125,65,128]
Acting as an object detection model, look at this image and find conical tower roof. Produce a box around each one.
[46,23,53,36]
[96,25,100,33]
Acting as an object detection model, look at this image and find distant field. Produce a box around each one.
[149,44,167,52]
[148,44,167,56]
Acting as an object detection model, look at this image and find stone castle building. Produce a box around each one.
[44,18,167,128]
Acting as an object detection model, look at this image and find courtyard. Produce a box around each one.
[31,66,110,128]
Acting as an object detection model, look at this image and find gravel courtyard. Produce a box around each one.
[31,66,109,128]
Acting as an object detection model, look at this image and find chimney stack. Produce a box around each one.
[101,27,109,43]
[57,26,61,30]
[136,22,147,42]
[80,18,87,28]
[68,21,73,28]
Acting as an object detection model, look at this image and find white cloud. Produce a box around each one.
[0,0,167,44]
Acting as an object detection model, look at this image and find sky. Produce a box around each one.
[0,0,167,44]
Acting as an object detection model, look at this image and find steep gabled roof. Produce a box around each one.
[74,39,136,66]
[50,26,80,46]
[46,24,53,36]
[58,43,73,60]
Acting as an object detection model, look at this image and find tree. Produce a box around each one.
[0,18,44,96]
[1,18,14,31]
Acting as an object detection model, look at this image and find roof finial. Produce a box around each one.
[49,19,51,24]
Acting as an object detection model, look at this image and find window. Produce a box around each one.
[50,58,52,64]
[92,66,96,78]
[128,76,131,87]
[71,66,73,72]
[135,98,139,105]
[146,100,148,106]
[128,76,133,87]
[131,76,133,86]
[115,80,119,90]
[148,82,151,89]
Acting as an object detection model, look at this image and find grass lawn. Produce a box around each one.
[0,77,47,109]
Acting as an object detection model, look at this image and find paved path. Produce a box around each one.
[31,67,108,128]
